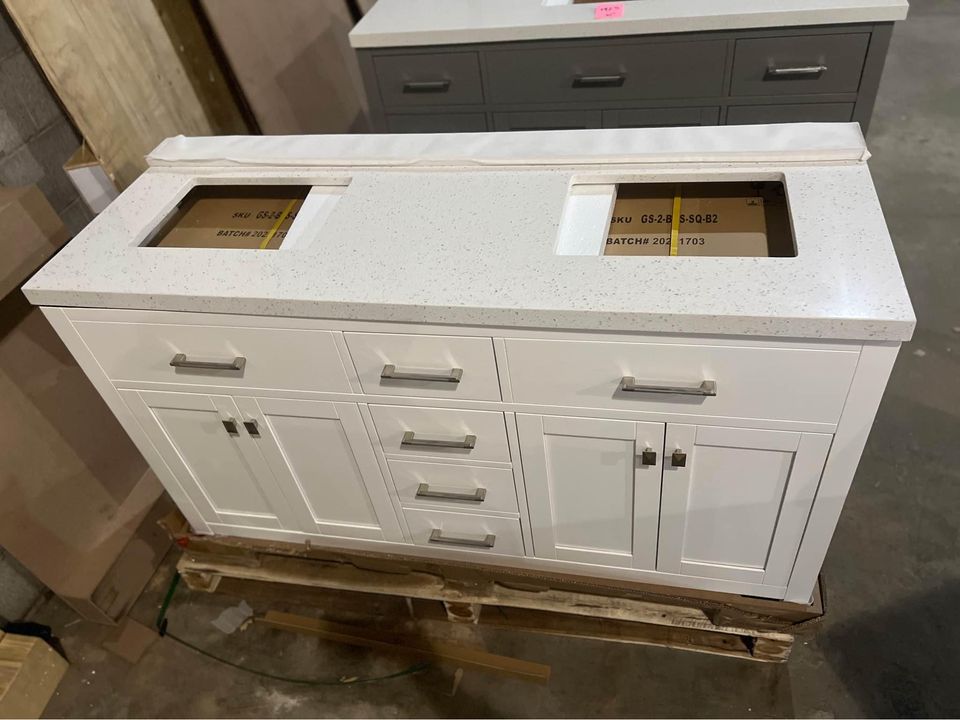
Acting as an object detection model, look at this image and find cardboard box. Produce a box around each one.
[63,145,119,215]
[0,186,69,301]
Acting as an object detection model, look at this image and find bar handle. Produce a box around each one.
[401,431,476,449]
[765,64,828,78]
[402,79,451,93]
[428,528,495,548]
[381,364,462,384]
[416,483,486,503]
[572,74,626,88]
[620,377,717,396]
[171,353,246,373]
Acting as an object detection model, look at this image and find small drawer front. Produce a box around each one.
[72,320,351,392]
[345,333,501,401]
[390,460,519,514]
[485,40,726,104]
[726,102,854,124]
[504,339,860,424]
[404,508,525,557]
[730,33,870,96]
[374,52,483,107]
[370,405,510,463]
[602,106,720,128]
[493,110,601,132]
[386,113,488,133]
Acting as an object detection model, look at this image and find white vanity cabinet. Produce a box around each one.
[24,127,915,604]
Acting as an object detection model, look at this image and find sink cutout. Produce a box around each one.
[142,185,313,250]
[556,180,795,257]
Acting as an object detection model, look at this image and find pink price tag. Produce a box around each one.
[594,2,624,20]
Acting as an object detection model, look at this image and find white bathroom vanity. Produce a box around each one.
[24,124,914,603]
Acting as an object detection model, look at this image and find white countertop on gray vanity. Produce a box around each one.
[349,0,909,48]
[23,124,915,342]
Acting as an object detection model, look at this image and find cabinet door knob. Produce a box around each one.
[243,419,260,437]
[221,418,239,435]
[671,450,687,468]
[640,448,658,466]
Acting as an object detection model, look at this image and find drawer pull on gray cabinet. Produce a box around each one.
[402,79,451,93]
[620,376,717,396]
[428,528,496,548]
[766,64,828,79]
[416,483,487,502]
[401,430,477,449]
[572,74,625,88]
[170,353,246,373]
[381,364,463,383]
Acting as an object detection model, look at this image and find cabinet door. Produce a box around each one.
[659,425,831,586]
[235,398,403,542]
[517,414,664,569]
[122,390,299,532]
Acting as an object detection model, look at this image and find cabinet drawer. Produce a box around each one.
[493,110,601,132]
[403,508,525,557]
[726,102,854,124]
[385,113,487,133]
[370,405,510,463]
[485,40,726,104]
[390,460,519,514]
[730,33,870,96]
[504,339,860,424]
[72,320,351,392]
[374,52,483,107]
[602,106,720,128]
[344,332,501,401]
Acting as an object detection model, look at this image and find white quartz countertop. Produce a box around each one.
[23,124,915,342]
[349,0,908,48]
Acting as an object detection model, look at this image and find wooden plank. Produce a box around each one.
[259,610,551,683]
[4,0,250,189]
[0,634,68,719]
[177,551,794,644]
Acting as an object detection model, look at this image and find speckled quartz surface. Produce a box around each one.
[23,125,915,342]
[349,0,908,48]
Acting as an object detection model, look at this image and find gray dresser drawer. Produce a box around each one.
[731,33,870,96]
[374,52,483,107]
[485,40,727,104]
[727,102,854,124]
[493,109,601,131]
[386,113,488,133]
[603,106,720,128]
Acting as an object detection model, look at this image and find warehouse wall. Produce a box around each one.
[0,8,91,236]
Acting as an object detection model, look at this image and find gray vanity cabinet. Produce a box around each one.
[357,23,894,134]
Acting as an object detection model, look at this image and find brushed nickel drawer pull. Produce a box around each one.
[402,79,451,93]
[572,74,626,88]
[170,353,246,373]
[766,64,828,78]
[381,364,463,383]
[416,483,486,502]
[620,377,717,396]
[428,528,495,548]
[401,431,476,449]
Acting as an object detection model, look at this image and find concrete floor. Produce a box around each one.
[28,1,960,716]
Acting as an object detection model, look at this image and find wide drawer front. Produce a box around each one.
[403,508,525,557]
[485,40,727,104]
[370,405,511,463]
[374,52,483,107]
[504,339,860,424]
[726,102,854,124]
[390,460,519,514]
[72,320,351,392]
[730,33,870,97]
[344,332,501,401]
[385,113,488,133]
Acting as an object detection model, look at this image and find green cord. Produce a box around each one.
[154,571,429,686]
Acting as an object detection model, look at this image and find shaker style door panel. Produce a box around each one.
[235,397,403,542]
[658,424,831,586]
[517,414,664,569]
[121,390,299,532]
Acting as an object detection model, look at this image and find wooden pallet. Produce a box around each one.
[164,513,823,664]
